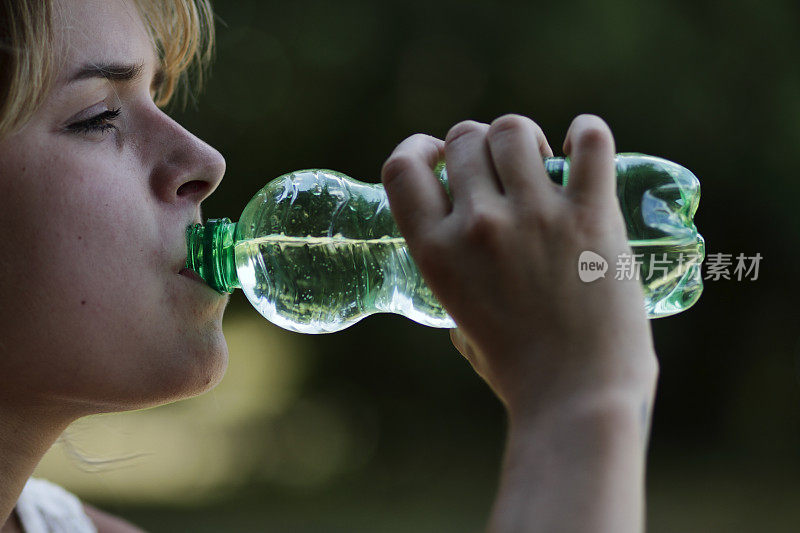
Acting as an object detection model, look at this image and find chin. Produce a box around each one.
[92,329,231,414]
[161,329,230,403]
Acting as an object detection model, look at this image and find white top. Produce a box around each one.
[15,478,96,533]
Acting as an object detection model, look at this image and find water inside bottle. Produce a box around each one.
[234,234,449,334]
[233,233,704,334]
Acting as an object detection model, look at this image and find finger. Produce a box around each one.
[444,120,503,207]
[381,134,450,240]
[450,328,476,366]
[486,114,558,206]
[450,328,467,356]
[562,114,617,206]
[450,328,489,381]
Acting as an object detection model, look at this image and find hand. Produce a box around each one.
[381,114,658,421]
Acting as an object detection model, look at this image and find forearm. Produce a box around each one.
[488,392,650,533]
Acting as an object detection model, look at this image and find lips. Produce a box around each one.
[176,217,204,277]
[175,212,219,292]
[179,267,206,284]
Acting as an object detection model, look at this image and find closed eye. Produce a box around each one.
[66,108,121,134]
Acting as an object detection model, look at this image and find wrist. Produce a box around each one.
[493,391,650,533]
[500,341,659,427]
[507,388,652,453]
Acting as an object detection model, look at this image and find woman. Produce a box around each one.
[0,0,658,531]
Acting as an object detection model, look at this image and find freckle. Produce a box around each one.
[81,300,86,305]
[78,236,82,240]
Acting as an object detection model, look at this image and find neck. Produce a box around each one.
[0,401,77,527]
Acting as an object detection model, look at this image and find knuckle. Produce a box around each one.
[572,116,614,150]
[487,114,530,140]
[407,132,438,147]
[445,120,485,145]
[380,154,414,185]
[488,115,552,157]
[462,208,508,248]
[576,126,612,150]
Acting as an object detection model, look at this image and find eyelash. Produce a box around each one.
[67,108,121,134]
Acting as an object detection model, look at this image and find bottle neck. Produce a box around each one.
[185,218,241,293]
[543,157,568,186]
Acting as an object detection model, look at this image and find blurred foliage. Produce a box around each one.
[38,0,800,530]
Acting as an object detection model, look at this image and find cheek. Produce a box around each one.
[0,144,228,409]
[4,215,228,410]
[19,162,153,304]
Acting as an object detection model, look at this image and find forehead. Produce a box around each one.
[54,0,156,77]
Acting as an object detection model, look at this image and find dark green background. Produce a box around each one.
[110,0,800,530]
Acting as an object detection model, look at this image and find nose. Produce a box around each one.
[146,108,226,206]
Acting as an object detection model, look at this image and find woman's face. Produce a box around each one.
[0,0,229,413]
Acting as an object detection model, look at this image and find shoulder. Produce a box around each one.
[82,504,145,533]
[17,477,144,533]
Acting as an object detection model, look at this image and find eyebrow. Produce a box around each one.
[67,62,145,84]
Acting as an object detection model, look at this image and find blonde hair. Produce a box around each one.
[0,0,215,138]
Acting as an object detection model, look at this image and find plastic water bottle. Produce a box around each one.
[186,154,705,334]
